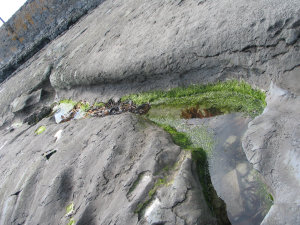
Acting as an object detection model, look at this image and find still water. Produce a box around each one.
[187,113,272,225]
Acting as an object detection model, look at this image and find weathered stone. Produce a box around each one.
[243,83,300,225]
[11,89,42,113]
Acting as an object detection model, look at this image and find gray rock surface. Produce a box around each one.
[11,89,42,113]
[242,84,300,225]
[0,0,299,224]
[0,114,220,225]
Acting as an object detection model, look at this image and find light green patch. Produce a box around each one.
[67,218,75,225]
[59,99,77,106]
[35,126,46,135]
[66,202,74,216]
[77,102,90,112]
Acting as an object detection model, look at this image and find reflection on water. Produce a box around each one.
[188,113,272,225]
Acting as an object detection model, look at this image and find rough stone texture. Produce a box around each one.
[0,0,105,82]
[142,155,218,225]
[11,89,42,113]
[0,114,217,225]
[0,0,299,224]
[242,84,300,225]
[45,0,299,92]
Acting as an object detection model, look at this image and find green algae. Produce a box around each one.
[122,80,266,117]
[35,126,46,135]
[66,202,74,215]
[59,99,77,106]
[67,218,75,225]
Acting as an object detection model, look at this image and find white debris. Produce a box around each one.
[54,130,63,142]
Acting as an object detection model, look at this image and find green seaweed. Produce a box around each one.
[67,218,75,225]
[254,171,274,215]
[59,99,77,106]
[66,202,74,215]
[35,126,46,135]
[78,102,90,112]
[122,80,266,117]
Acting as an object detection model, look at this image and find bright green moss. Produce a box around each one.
[66,202,74,215]
[78,102,90,112]
[35,126,46,135]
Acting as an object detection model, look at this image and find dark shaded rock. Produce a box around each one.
[23,106,52,125]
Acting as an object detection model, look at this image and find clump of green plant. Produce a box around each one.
[66,202,74,216]
[67,218,75,225]
[122,80,266,117]
[76,101,90,112]
[35,126,46,135]
[150,117,215,155]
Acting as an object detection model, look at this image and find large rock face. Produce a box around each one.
[0,0,299,224]
[0,114,217,225]
[243,84,300,225]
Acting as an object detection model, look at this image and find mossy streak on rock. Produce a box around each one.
[122,80,266,117]
[127,172,147,197]
[134,178,167,217]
